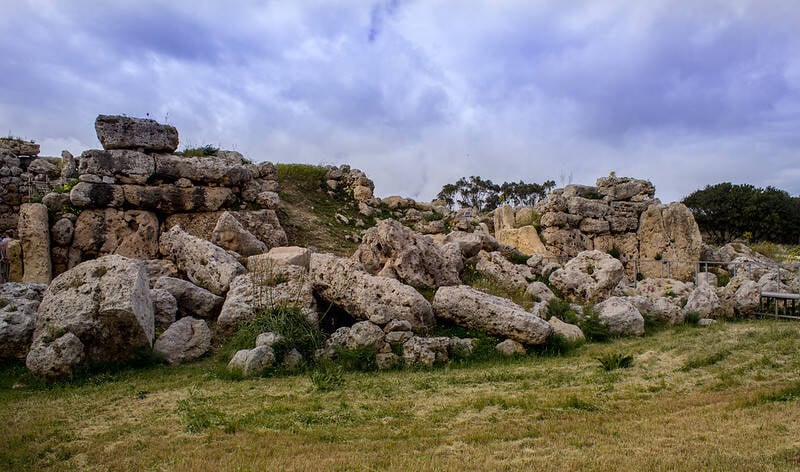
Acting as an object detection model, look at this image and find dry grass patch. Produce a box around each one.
[2,320,800,470]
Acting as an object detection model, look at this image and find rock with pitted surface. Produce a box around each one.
[212,211,267,256]
[593,297,644,336]
[153,317,212,365]
[0,282,47,360]
[0,137,40,156]
[549,250,623,302]
[165,210,287,250]
[18,203,52,284]
[26,255,154,380]
[217,266,317,333]
[637,203,703,281]
[72,209,159,260]
[352,219,460,290]
[153,276,223,320]
[475,250,533,293]
[78,149,155,184]
[95,114,179,153]
[310,253,434,330]
[433,285,552,345]
[158,225,245,295]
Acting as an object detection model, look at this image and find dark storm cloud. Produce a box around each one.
[1,0,799,203]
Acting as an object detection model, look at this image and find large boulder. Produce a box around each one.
[95,114,179,153]
[217,266,316,332]
[153,277,223,319]
[18,203,52,283]
[25,255,154,380]
[496,227,550,256]
[549,250,623,302]
[72,209,159,260]
[684,282,721,318]
[433,285,553,345]
[153,317,212,365]
[474,250,534,293]
[211,211,267,256]
[637,203,703,281]
[158,225,245,295]
[153,153,252,186]
[0,282,47,360]
[593,297,645,336]
[352,219,460,290]
[310,253,434,330]
[121,184,235,213]
[165,210,287,250]
[77,149,155,184]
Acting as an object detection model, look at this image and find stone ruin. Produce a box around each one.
[0,114,789,381]
[4,115,287,283]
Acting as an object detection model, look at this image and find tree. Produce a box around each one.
[683,182,800,244]
[436,176,555,212]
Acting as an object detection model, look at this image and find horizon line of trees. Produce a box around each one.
[436,176,556,213]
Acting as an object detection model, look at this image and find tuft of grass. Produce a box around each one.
[684,311,701,325]
[680,349,730,371]
[308,362,345,392]
[597,352,634,371]
[175,145,219,157]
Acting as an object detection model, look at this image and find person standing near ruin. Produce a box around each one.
[0,231,10,283]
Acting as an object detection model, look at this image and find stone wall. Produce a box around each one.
[13,115,288,282]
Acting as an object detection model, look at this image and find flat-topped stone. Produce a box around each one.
[95,114,179,153]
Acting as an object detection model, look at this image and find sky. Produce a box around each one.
[2,0,799,203]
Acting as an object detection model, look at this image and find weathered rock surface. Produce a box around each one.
[495,338,526,356]
[0,137,40,156]
[549,250,623,302]
[19,203,52,284]
[26,255,154,380]
[475,250,533,292]
[496,226,550,256]
[212,211,268,256]
[547,317,585,343]
[72,209,159,260]
[638,203,703,281]
[158,225,245,295]
[433,285,552,345]
[153,317,212,365]
[402,336,451,367]
[153,277,223,319]
[594,297,644,336]
[217,266,316,332]
[150,288,178,329]
[684,283,721,318]
[0,282,47,360]
[352,219,460,290]
[95,114,179,153]
[78,149,155,184]
[310,253,434,330]
[227,345,275,377]
[165,210,287,250]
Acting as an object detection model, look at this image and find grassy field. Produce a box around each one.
[2,319,800,471]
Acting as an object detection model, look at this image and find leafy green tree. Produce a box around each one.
[683,183,800,244]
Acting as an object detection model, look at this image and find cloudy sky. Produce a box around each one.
[2,0,799,203]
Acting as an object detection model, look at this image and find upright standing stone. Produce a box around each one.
[18,203,51,283]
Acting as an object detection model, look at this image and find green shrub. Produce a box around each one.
[219,305,325,363]
[308,362,345,392]
[684,311,701,325]
[597,352,634,371]
[175,145,219,157]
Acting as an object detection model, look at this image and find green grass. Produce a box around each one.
[3,320,800,470]
[275,163,379,256]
